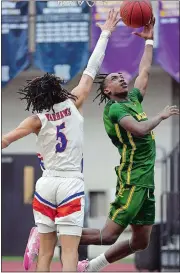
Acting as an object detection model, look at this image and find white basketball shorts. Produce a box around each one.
[33,170,85,236]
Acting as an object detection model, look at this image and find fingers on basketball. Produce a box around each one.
[146,15,155,27]
[131,31,142,37]
[109,8,114,19]
[113,10,119,20]
[113,11,120,25]
[115,17,121,25]
[108,9,112,19]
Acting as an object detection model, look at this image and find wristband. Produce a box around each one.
[100,30,111,38]
[145,39,154,46]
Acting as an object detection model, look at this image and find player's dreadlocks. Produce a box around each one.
[18,73,77,113]
[93,73,109,105]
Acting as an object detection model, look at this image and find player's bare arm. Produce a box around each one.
[71,9,120,110]
[133,17,155,97]
[120,105,179,137]
[1,115,41,149]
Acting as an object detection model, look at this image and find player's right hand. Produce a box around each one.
[132,16,155,40]
[159,105,179,120]
[96,8,120,33]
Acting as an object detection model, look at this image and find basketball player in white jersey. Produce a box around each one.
[2,9,119,272]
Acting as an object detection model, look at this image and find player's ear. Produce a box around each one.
[104,88,111,95]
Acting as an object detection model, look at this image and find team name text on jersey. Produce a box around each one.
[45,108,71,121]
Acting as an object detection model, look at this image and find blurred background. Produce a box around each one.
[1,0,180,271]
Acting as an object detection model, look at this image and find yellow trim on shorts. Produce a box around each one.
[112,186,136,221]
[126,132,136,184]
[115,124,127,184]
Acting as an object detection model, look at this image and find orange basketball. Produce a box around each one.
[120,0,153,28]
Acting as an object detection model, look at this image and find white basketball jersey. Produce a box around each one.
[36,99,83,172]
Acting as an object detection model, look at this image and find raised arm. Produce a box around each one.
[134,17,155,98]
[2,115,41,149]
[119,105,179,137]
[72,9,120,110]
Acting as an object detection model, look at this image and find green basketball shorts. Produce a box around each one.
[109,184,155,228]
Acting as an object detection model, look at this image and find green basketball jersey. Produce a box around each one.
[103,88,156,188]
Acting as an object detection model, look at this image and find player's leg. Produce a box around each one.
[36,225,57,272]
[23,218,123,271]
[58,216,124,246]
[56,177,85,271]
[78,185,149,271]
[130,224,152,250]
[23,177,58,271]
[130,188,155,250]
[32,177,57,271]
[105,188,155,263]
[105,224,153,263]
[23,178,131,269]
[79,224,152,271]
[80,217,124,245]
[23,217,122,264]
[58,232,81,271]
[24,186,153,270]
[78,177,134,246]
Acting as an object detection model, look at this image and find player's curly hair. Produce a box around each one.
[93,73,110,105]
[18,73,77,113]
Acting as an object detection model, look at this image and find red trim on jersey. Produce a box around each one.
[37,153,43,160]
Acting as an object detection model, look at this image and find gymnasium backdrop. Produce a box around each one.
[34,1,90,81]
[1,0,180,87]
[2,1,30,87]
[1,155,42,256]
[157,0,180,82]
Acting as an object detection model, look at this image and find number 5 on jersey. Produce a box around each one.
[56,122,67,153]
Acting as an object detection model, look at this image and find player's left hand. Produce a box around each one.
[159,105,179,120]
[96,8,120,33]
[132,16,155,40]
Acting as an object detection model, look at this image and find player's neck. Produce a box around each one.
[112,95,129,102]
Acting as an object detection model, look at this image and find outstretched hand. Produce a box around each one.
[132,16,155,40]
[159,105,179,120]
[96,8,120,33]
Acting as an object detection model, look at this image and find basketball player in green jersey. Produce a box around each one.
[77,17,179,272]
[21,15,179,272]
